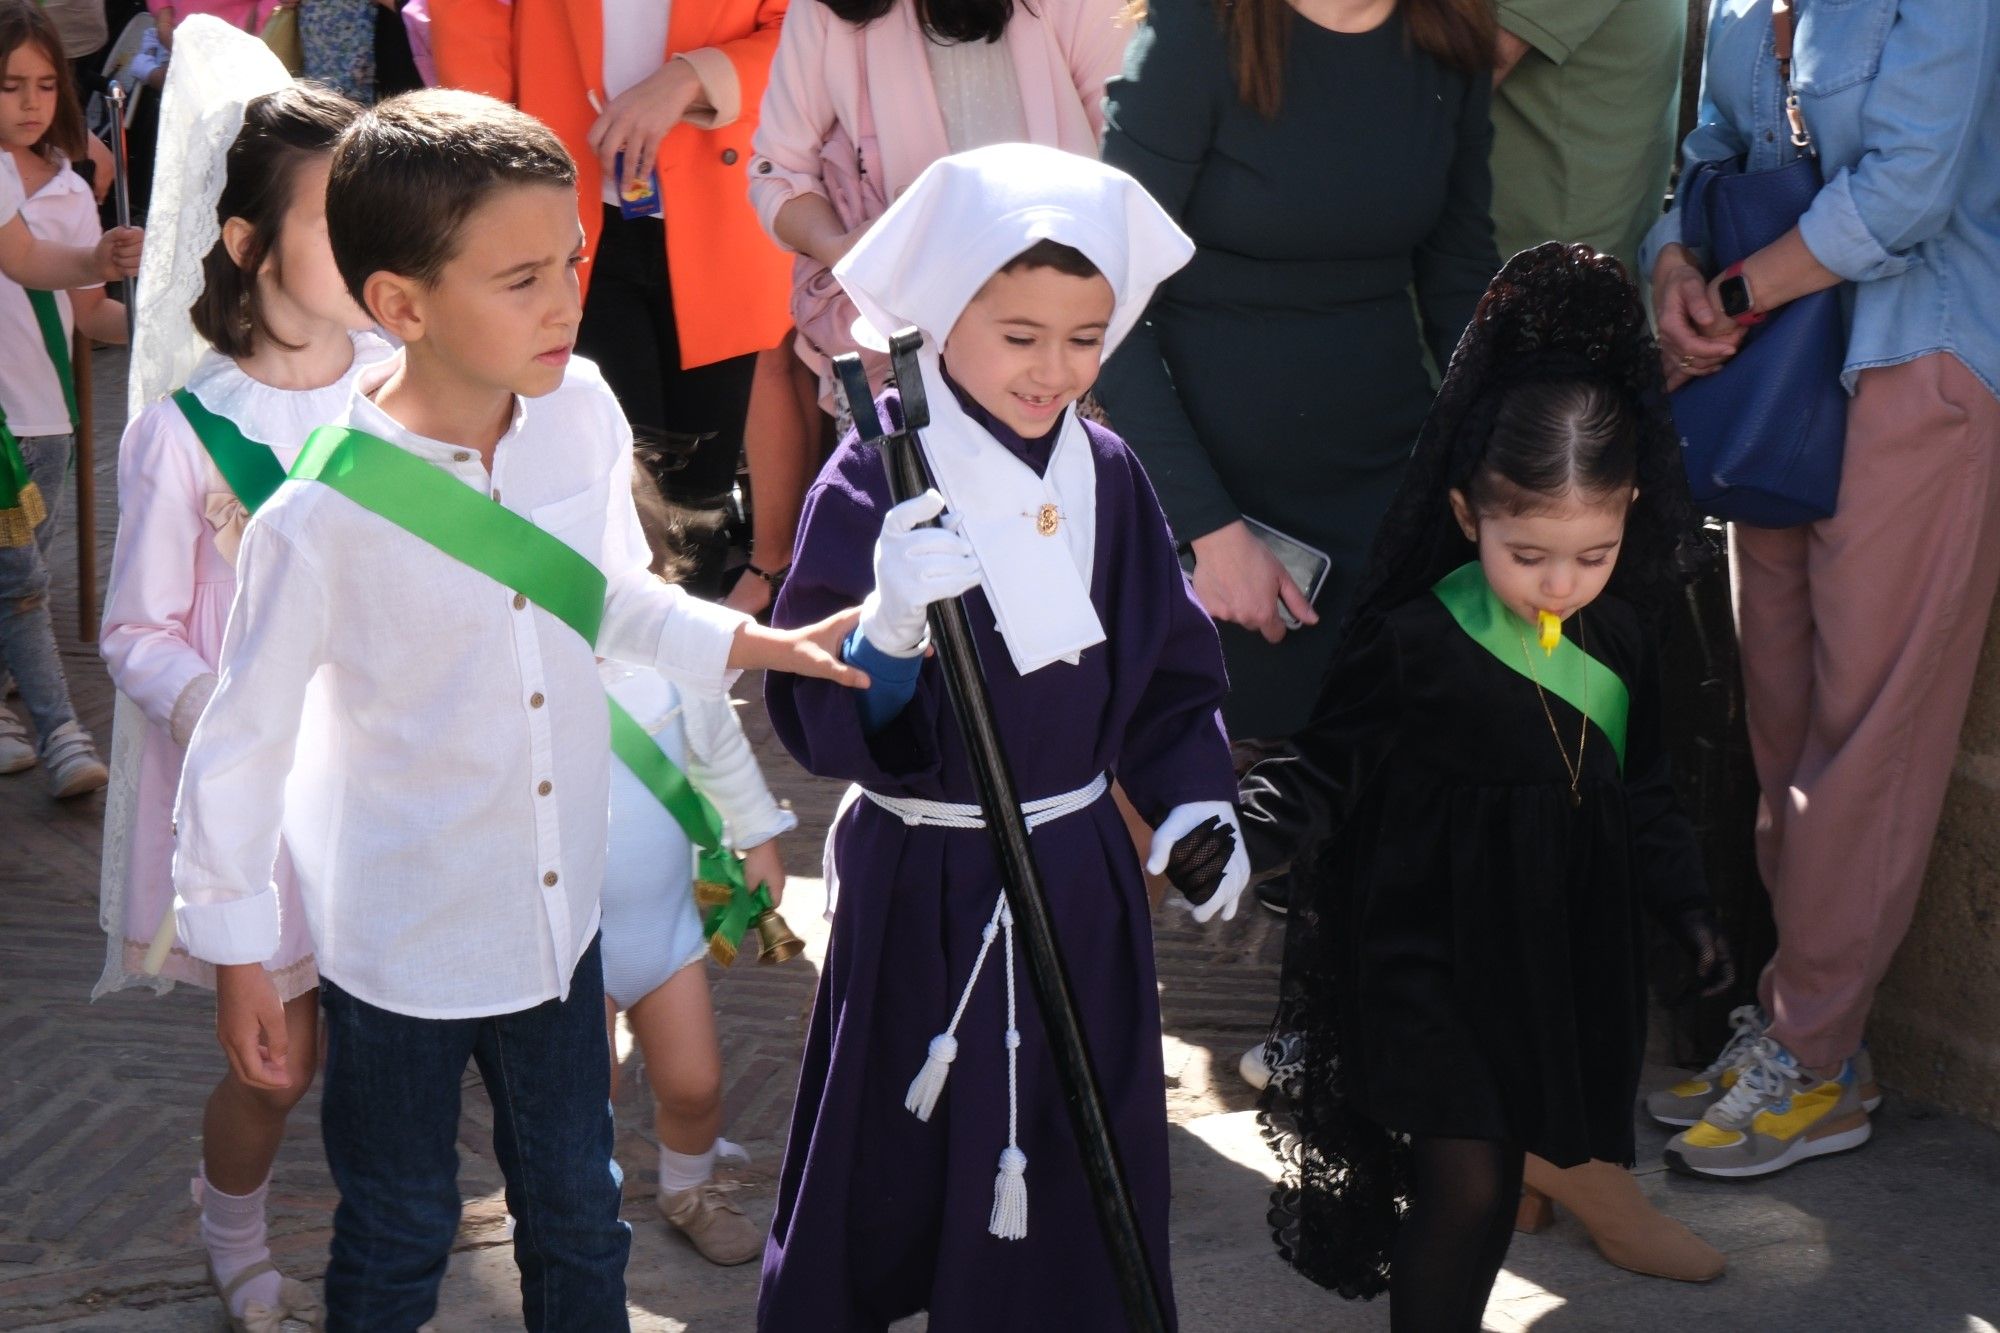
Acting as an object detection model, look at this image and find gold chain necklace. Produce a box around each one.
[1516,615,1590,808]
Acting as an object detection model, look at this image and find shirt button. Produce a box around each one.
[513,593,528,610]
[543,870,559,887]
[453,450,471,463]
[756,160,771,174]
[529,692,545,708]
[721,148,739,165]
[538,780,553,795]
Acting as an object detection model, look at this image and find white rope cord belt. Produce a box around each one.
[869,771,1110,1241]
[860,770,1109,831]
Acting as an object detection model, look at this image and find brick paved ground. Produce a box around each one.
[7,350,2000,1332]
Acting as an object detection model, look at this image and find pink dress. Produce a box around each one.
[95,335,392,1000]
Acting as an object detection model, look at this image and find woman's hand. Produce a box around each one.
[586,61,704,196]
[1653,243,1745,391]
[741,839,786,909]
[1189,520,1319,644]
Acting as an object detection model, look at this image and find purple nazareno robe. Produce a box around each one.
[758,394,1235,1332]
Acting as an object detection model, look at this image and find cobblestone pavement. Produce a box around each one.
[7,351,2000,1332]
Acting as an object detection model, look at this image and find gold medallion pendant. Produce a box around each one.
[1035,502,1061,536]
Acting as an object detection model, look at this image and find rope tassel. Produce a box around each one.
[904,1033,957,1121]
[989,1146,1028,1240]
[905,896,1007,1122]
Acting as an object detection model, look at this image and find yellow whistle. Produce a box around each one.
[1537,609,1562,655]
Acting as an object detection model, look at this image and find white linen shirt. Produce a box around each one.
[170,354,749,1018]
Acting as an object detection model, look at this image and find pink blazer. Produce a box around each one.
[749,0,1130,395]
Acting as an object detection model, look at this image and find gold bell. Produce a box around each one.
[753,909,805,965]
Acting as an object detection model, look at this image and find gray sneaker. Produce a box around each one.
[1665,1038,1873,1179]
[1648,1007,1883,1128]
[1646,1005,1768,1127]
[41,720,108,799]
[0,704,33,774]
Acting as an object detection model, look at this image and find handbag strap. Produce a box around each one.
[1772,0,1813,151]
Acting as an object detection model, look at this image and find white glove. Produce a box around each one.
[857,489,983,657]
[1146,800,1251,923]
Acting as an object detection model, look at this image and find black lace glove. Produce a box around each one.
[1674,906,1736,998]
[1164,815,1236,907]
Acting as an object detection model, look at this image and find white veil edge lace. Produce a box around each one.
[95,19,293,1001]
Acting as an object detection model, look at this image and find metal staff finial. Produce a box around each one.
[107,83,137,348]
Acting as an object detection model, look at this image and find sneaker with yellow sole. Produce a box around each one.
[1664,1038,1872,1179]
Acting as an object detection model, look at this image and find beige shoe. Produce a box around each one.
[657,1180,763,1266]
[1517,1156,1725,1283]
[208,1258,324,1331]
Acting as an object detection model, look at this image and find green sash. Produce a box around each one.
[607,698,776,960]
[27,290,76,431]
[0,292,71,546]
[291,425,607,646]
[289,424,769,958]
[1432,562,1629,770]
[176,389,289,514]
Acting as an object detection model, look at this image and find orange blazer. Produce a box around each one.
[431,0,793,369]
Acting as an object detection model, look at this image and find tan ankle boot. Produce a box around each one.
[1517,1155,1725,1283]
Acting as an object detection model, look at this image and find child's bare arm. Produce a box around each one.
[0,214,141,290]
[69,287,128,345]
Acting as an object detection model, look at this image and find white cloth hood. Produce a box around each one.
[833,142,1193,356]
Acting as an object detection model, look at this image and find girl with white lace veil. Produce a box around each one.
[92,19,385,1329]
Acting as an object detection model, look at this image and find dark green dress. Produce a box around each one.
[1097,0,1499,739]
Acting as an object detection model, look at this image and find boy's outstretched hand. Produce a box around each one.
[215,962,291,1091]
[731,607,871,688]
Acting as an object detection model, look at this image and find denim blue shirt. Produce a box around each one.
[1640,0,2000,399]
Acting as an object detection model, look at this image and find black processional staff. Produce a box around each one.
[833,335,1236,1332]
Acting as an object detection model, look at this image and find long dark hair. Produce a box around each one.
[1212,0,1494,120]
[192,83,361,359]
[818,0,1020,44]
[0,0,88,165]
[1347,242,1705,633]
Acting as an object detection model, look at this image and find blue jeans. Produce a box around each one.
[0,432,77,745]
[318,937,631,1332]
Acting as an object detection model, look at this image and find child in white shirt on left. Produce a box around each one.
[0,0,130,794]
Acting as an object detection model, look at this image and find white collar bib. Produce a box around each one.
[914,350,1102,676]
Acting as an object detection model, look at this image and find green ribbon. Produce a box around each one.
[291,426,607,646]
[607,696,771,957]
[176,389,289,513]
[27,290,76,432]
[1432,561,1629,770]
[0,292,70,546]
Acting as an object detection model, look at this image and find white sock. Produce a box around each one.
[196,1171,285,1316]
[658,1141,718,1195]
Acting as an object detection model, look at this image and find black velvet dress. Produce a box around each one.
[1239,579,1707,1293]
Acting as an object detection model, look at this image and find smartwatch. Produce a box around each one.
[1718,261,1766,327]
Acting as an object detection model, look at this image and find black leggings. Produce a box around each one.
[576,206,756,591]
[1390,1136,1525,1333]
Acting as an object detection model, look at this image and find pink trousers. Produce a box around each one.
[1734,352,2000,1068]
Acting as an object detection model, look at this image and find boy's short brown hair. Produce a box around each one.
[326,89,576,317]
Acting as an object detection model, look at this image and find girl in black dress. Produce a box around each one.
[1238,244,1734,1330]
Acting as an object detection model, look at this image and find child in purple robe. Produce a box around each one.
[760,143,1246,1331]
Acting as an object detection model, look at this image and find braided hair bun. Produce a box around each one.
[1346,242,1706,632]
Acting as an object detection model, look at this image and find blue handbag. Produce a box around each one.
[1669,0,1848,528]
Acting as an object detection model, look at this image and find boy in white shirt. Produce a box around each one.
[169,89,864,1332]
